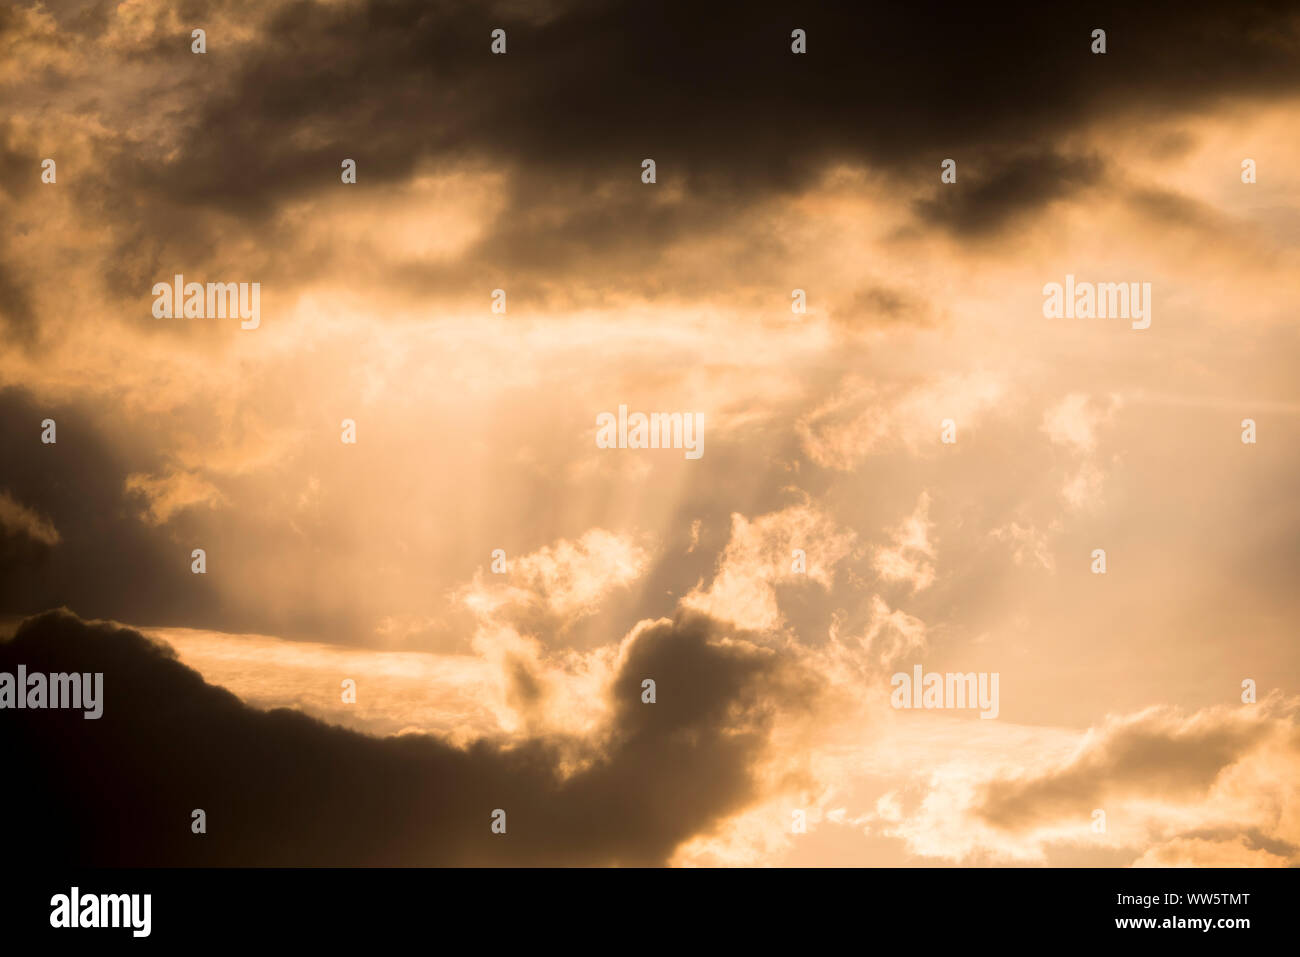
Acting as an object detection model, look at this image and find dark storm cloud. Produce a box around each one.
[912,151,1105,237]
[0,389,250,633]
[0,608,810,864]
[39,0,1294,305]
[139,0,1299,205]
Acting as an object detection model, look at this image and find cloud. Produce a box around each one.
[458,528,650,623]
[1041,392,1120,454]
[1132,835,1291,868]
[798,374,1004,470]
[125,467,228,525]
[1041,392,1122,509]
[873,493,936,592]
[4,0,1298,343]
[0,488,59,545]
[683,501,856,633]
[877,700,1300,865]
[0,607,811,865]
[0,389,245,634]
[150,623,502,741]
[988,520,1057,571]
[912,150,1105,237]
[95,0,1300,228]
[0,258,35,343]
[859,596,929,670]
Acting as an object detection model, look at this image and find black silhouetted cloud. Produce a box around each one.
[5,0,1299,327]
[0,608,811,865]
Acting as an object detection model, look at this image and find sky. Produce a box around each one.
[1,0,1299,866]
